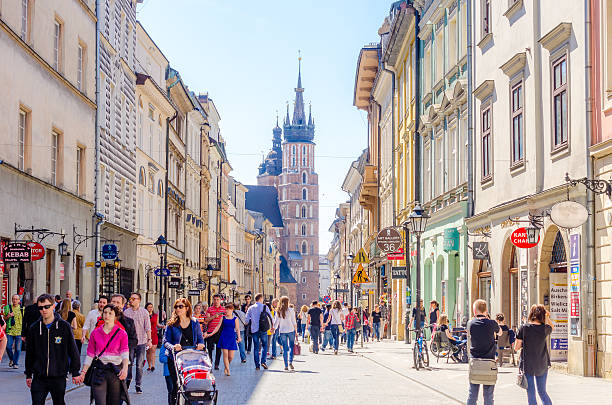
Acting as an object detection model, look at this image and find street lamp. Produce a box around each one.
[406,202,429,333]
[58,238,69,257]
[347,254,354,306]
[205,264,214,305]
[526,226,540,245]
[334,273,341,300]
[154,235,168,322]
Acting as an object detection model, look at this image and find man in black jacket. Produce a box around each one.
[21,301,41,342]
[25,294,81,405]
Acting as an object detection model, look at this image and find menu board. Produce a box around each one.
[549,272,568,359]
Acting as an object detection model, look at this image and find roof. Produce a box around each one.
[287,251,303,261]
[245,186,284,228]
[279,256,297,283]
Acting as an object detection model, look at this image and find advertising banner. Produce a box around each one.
[569,234,580,337]
[549,273,568,359]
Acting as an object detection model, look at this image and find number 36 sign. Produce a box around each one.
[377,227,403,253]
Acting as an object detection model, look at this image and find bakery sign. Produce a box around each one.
[2,242,31,263]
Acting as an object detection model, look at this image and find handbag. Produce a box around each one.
[468,358,498,385]
[517,346,528,389]
[293,342,301,356]
[84,328,120,386]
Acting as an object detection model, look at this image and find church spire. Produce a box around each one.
[292,53,306,126]
[285,102,290,125]
[308,102,312,126]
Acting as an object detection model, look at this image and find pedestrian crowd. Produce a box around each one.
[0,289,556,405]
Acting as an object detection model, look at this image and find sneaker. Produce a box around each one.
[289,363,294,370]
[255,367,260,370]
[246,351,251,354]
[261,363,268,369]
[150,367,155,372]
[284,367,288,371]
[321,348,325,352]
[334,350,338,355]
[135,386,142,394]
[12,364,19,369]
[8,361,13,368]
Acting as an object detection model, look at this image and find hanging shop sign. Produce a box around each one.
[391,266,408,279]
[59,263,65,281]
[387,247,405,261]
[0,241,5,275]
[2,242,31,263]
[550,201,589,229]
[188,289,200,296]
[472,242,489,260]
[197,281,206,290]
[376,227,402,253]
[169,277,181,289]
[511,227,540,249]
[27,242,45,261]
[168,263,181,275]
[443,228,460,252]
[1,277,7,306]
[569,234,581,336]
[101,244,118,260]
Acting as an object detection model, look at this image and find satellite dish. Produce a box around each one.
[550,201,589,229]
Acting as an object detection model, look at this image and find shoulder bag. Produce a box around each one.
[517,329,528,389]
[84,328,120,386]
[467,322,498,385]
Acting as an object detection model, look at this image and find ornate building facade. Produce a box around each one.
[258,62,319,307]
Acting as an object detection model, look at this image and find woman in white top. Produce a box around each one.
[273,296,298,371]
[326,300,345,355]
[299,305,309,341]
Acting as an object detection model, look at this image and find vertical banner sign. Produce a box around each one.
[549,273,568,360]
[1,278,7,306]
[569,234,581,337]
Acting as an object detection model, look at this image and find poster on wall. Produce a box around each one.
[569,234,581,337]
[549,273,568,360]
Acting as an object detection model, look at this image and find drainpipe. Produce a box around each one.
[465,0,474,321]
[584,0,596,377]
[183,112,189,298]
[533,0,544,193]
[93,0,102,299]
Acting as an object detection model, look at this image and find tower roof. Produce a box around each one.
[284,55,315,142]
[292,57,306,125]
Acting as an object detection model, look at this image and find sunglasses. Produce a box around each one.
[174,304,186,309]
[38,304,53,311]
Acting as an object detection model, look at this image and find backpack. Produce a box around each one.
[258,307,272,333]
[508,328,516,344]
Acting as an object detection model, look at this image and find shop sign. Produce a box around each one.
[443,228,460,252]
[376,227,402,253]
[27,242,45,261]
[188,289,200,296]
[549,273,568,357]
[59,263,65,281]
[197,281,206,290]
[1,277,7,306]
[391,266,408,279]
[569,234,581,336]
[0,241,5,275]
[169,277,181,289]
[511,227,540,249]
[2,242,31,263]
[168,263,181,275]
[101,244,118,260]
[387,248,404,261]
[472,242,489,260]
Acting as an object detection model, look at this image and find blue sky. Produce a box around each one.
[137,0,389,253]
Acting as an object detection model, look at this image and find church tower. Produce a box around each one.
[257,58,319,307]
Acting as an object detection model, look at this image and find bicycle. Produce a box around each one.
[412,325,430,370]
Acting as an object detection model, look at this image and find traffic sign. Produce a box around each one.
[322,295,331,304]
[352,263,371,283]
[154,268,171,277]
[101,244,118,260]
[359,282,376,290]
[95,261,102,268]
[377,227,402,253]
[86,262,95,267]
[352,248,369,264]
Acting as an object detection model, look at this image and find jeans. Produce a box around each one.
[92,368,122,405]
[245,329,253,352]
[238,331,247,361]
[127,343,146,388]
[525,372,552,405]
[279,332,295,367]
[331,325,340,350]
[6,334,22,365]
[252,330,268,368]
[373,322,381,340]
[164,375,174,405]
[467,383,495,405]
[271,330,279,357]
[310,326,321,353]
[347,329,356,351]
[30,376,66,405]
[322,330,332,349]
[301,324,306,340]
[206,329,222,368]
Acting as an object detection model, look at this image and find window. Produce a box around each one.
[302,294,306,300]
[292,157,296,167]
[302,188,307,200]
[138,167,145,185]
[552,56,568,149]
[302,172,307,184]
[424,142,431,201]
[481,107,492,179]
[301,206,306,218]
[301,241,307,254]
[21,0,30,41]
[435,134,444,195]
[138,190,144,231]
[447,126,457,190]
[53,19,63,71]
[302,277,306,283]
[18,109,27,170]
[77,44,84,91]
[149,174,155,193]
[51,131,59,185]
[482,0,491,36]
[76,146,84,195]
[158,180,164,197]
[301,224,306,236]
[511,82,524,164]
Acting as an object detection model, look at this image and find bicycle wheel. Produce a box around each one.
[430,340,439,358]
[422,340,430,367]
[413,341,420,370]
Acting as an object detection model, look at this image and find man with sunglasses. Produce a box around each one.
[24,294,81,405]
[123,292,151,394]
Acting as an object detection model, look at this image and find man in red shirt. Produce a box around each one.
[204,294,225,369]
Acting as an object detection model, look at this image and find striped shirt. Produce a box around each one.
[86,324,129,366]
[123,307,151,345]
[205,305,225,333]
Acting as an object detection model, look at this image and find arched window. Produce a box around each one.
[301,241,307,254]
[158,180,164,197]
[149,174,155,193]
[301,224,306,236]
[302,172,307,184]
[138,167,146,185]
[302,188,307,200]
[292,145,296,155]
[301,206,307,218]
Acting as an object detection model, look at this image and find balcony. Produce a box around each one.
[358,164,378,211]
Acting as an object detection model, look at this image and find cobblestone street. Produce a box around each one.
[2,340,611,404]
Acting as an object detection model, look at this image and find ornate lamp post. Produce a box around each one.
[406,203,429,333]
[154,235,168,322]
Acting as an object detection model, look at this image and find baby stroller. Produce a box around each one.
[173,348,218,405]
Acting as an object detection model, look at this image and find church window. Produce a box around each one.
[302,188,307,200]
[301,241,307,254]
[292,157,296,167]
[301,224,306,236]
[302,172,307,184]
[301,206,306,218]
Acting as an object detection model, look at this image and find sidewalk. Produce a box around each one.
[354,339,612,405]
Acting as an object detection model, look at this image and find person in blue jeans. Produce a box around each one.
[245,293,273,370]
[273,296,298,371]
[233,305,248,363]
[4,295,24,369]
[371,305,382,341]
[325,301,344,354]
[307,301,323,354]
[321,304,333,351]
[514,304,554,405]
[345,307,357,352]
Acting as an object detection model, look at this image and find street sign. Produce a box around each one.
[387,247,405,261]
[154,268,171,277]
[472,242,489,260]
[352,248,369,264]
[86,261,95,267]
[188,289,200,296]
[322,295,331,304]
[391,266,408,279]
[169,277,181,288]
[359,282,376,290]
[335,288,349,293]
[2,242,31,263]
[352,263,371,283]
[27,242,45,261]
[101,244,118,260]
[377,227,402,253]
